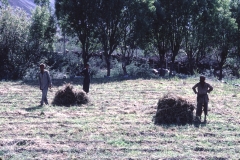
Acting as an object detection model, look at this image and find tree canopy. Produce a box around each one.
[0,0,240,79]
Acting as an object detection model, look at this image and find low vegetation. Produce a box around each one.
[0,77,239,159]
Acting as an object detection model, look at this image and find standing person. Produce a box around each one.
[81,63,90,93]
[39,63,52,105]
[192,76,213,122]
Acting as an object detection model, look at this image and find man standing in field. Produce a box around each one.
[192,76,213,122]
[39,63,52,105]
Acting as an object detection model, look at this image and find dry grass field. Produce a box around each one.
[0,77,240,159]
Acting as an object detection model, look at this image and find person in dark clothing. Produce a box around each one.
[192,75,213,122]
[80,64,90,93]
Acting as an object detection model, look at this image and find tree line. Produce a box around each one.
[1,0,240,80]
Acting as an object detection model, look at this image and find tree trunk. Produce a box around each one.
[104,54,111,77]
[122,64,127,76]
[158,49,165,69]
[169,41,180,76]
[106,61,111,77]
[170,56,176,76]
[219,64,223,80]
[187,49,194,75]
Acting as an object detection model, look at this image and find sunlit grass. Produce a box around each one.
[0,77,239,159]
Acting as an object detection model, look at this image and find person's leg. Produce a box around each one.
[40,89,44,105]
[42,88,48,105]
[203,102,208,121]
[196,102,203,120]
[83,79,89,93]
[85,81,90,93]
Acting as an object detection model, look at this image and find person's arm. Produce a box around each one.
[192,83,198,94]
[207,84,213,93]
[46,71,52,89]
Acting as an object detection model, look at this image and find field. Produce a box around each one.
[0,77,240,159]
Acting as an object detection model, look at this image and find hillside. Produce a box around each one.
[8,0,55,14]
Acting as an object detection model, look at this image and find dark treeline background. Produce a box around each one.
[1,0,240,80]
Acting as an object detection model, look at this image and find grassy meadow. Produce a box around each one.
[0,76,240,159]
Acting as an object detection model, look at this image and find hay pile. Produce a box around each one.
[154,94,195,124]
[52,83,89,106]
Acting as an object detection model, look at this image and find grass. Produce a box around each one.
[0,77,240,159]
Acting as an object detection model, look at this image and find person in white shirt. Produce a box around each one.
[192,76,213,122]
[39,63,52,105]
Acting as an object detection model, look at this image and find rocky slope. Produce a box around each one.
[8,0,54,14]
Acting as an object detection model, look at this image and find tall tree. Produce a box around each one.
[152,0,169,73]
[28,5,56,55]
[211,0,237,80]
[0,7,31,79]
[153,0,193,75]
[55,0,99,65]
[97,0,138,76]
[119,0,154,76]
[230,0,240,57]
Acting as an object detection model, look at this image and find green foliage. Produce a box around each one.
[0,6,31,79]
[34,0,50,7]
[0,0,8,8]
[29,5,56,52]
[55,0,100,65]
[1,0,240,80]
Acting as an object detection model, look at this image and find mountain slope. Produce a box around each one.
[8,0,35,13]
[8,0,55,14]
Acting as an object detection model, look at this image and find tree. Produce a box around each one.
[96,0,136,76]
[0,0,8,8]
[34,0,50,7]
[152,0,169,72]
[153,0,193,75]
[230,0,240,57]
[0,7,31,79]
[211,0,237,80]
[119,0,154,76]
[28,5,56,55]
[55,0,100,65]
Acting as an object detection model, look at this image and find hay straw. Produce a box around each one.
[52,83,89,106]
[154,94,195,124]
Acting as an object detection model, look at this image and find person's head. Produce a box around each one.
[85,63,89,69]
[200,75,205,83]
[40,63,45,72]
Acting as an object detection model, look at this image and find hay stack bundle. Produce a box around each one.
[154,94,195,124]
[52,83,89,106]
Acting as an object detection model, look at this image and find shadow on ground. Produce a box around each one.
[23,105,43,112]
[153,115,207,128]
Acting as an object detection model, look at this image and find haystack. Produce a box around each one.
[52,83,89,106]
[154,94,195,124]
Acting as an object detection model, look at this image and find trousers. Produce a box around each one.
[196,94,208,117]
[41,87,49,105]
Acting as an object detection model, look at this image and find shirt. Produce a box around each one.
[192,82,213,95]
[39,70,52,90]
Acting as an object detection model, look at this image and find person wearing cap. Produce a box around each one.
[39,63,52,105]
[80,63,90,93]
[192,76,213,122]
